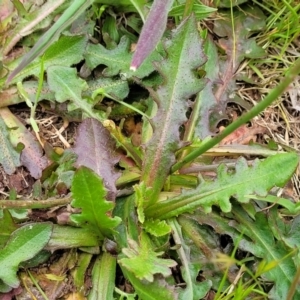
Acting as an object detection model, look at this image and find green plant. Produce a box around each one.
[0,1,300,299]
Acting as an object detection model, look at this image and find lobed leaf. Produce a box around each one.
[119,232,177,282]
[7,1,91,83]
[145,153,299,219]
[191,206,300,298]
[114,195,178,300]
[232,206,300,299]
[9,35,88,84]
[142,219,171,237]
[141,15,207,204]
[194,36,220,139]
[84,35,162,79]
[47,66,106,121]
[170,219,212,300]
[206,6,266,130]
[71,166,121,239]
[121,267,179,300]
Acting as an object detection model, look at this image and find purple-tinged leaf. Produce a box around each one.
[207,6,266,130]
[0,108,48,179]
[130,0,174,71]
[141,15,207,204]
[194,36,219,139]
[73,118,121,201]
[171,218,212,299]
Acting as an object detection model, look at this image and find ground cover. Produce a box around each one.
[0,0,300,299]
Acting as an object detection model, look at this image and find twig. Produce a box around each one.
[0,196,71,209]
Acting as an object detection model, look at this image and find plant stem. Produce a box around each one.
[0,197,71,209]
[172,57,300,172]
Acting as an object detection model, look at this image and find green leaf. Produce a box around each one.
[169,4,217,19]
[84,35,162,79]
[84,77,129,101]
[178,215,223,290]
[46,225,99,251]
[47,65,106,121]
[0,81,55,108]
[0,223,52,288]
[119,232,177,282]
[128,0,147,22]
[88,253,116,300]
[284,215,300,248]
[71,166,121,239]
[0,210,18,249]
[10,35,88,84]
[194,36,220,139]
[170,219,211,300]
[0,114,21,174]
[141,15,206,204]
[145,153,299,219]
[143,219,171,237]
[7,0,91,83]
[121,266,179,300]
[134,182,152,223]
[114,196,178,300]
[232,206,300,299]
[190,206,300,298]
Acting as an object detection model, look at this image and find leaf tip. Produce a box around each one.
[130,65,137,72]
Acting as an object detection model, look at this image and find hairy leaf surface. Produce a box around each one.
[141,15,207,204]
[145,153,299,218]
[130,0,174,70]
